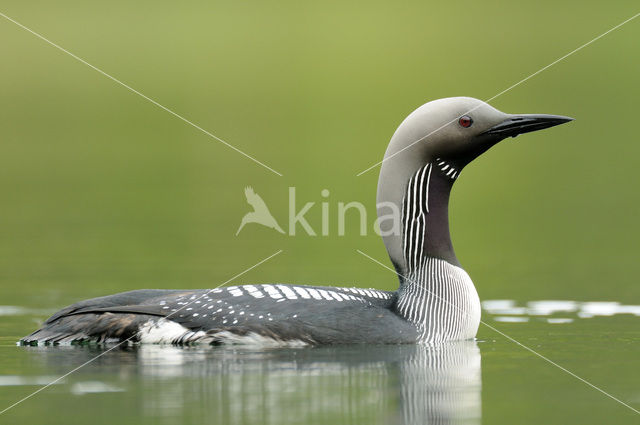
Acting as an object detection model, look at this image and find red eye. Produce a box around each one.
[458,115,473,128]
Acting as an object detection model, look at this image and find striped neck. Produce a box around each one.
[401,161,459,273]
[395,257,480,343]
[396,161,480,342]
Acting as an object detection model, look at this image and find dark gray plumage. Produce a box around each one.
[22,287,418,345]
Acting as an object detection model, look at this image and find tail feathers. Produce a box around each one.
[19,289,201,345]
[20,312,158,345]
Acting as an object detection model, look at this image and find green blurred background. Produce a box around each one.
[1,0,638,306]
[0,1,639,423]
[2,0,639,306]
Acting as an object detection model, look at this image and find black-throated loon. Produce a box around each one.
[21,97,572,346]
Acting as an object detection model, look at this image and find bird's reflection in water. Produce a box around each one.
[135,341,481,425]
[398,342,481,425]
[24,341,481,424]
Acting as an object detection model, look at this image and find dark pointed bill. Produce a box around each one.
[482,114,574,138]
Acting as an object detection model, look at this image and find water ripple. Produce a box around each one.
[482,299,640,323]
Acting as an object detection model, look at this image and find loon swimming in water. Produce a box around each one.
[21,97,572,346]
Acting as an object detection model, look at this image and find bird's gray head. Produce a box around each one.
[383,96,573,170]
[377,97,573,274]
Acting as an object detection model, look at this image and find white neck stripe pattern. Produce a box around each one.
[435,158,459,180]
[399,163,480,343]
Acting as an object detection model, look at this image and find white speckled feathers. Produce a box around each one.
[21,285,418,345]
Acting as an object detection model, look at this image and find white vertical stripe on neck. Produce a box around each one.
[400,258,480,343]
[399,163,480,343]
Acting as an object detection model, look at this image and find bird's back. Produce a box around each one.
[21,284,418,346]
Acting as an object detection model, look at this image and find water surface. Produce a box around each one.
[1,302,637,424]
